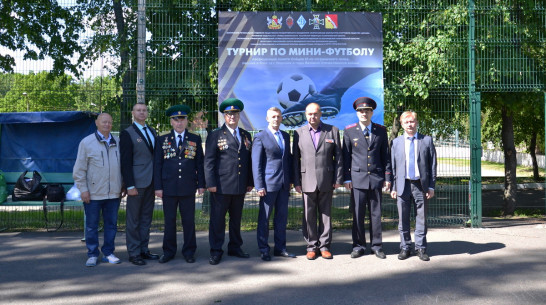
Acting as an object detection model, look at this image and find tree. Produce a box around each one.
[477,1,545,216]
[0,1,85,76]
[0,72,77,112]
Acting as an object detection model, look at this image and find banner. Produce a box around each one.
[218,12,384,130]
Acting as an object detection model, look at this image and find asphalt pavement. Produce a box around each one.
[1,218,545,305]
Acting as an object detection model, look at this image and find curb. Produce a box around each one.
[437,183,545,191]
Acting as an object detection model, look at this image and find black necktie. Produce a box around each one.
[177,135,183,153]
[143,126,153,148]
[363,127,370,145]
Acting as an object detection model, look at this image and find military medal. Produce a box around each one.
[244,137,251,150]
[184,141,197,159]
[218,137,228,151]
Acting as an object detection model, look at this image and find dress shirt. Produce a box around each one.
[308,123,322,150]
[404,132,421,180]
[134,121,155,148]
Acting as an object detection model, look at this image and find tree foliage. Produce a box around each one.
[0,0,85,76]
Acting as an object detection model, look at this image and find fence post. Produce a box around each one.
[469,0,482,227]
[136,0,146,104]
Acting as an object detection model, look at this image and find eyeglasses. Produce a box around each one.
[225,112,240,117]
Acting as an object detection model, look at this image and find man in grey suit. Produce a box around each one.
[390,110,437,261]
[120,103,160,266]
[293,103,343,260]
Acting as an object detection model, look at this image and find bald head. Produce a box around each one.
[96,113,113,138]
[305,103,322,129]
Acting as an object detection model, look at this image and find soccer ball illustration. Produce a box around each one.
[276,74,317,109]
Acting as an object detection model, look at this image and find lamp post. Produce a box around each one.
[23,92,28,112]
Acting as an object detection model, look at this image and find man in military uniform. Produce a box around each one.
[342,97,391,259]
[154,105,205,264]
[205,98,254,265]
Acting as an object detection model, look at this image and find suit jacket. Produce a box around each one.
[293,122,343,192]
[120,123,156,189]
[342,122,391,190]
[391,133,437,194]
[153,130,205,196]
[252,129,292,192]
[204,124,253,194]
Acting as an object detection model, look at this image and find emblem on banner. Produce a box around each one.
[286,15,294,29]
[267,15,283,30]
[325,14,338,29]
[309,14,324,30]
[297,15,306,29]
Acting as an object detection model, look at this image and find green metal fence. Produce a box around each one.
[0,0,544,231]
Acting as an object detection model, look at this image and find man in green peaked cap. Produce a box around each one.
[154,104,205,264]
[205,98,254,265]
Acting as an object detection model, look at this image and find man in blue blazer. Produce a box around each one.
[343,97,391,259]
[154,104,206,264]
[252,107,296,261]
[390,111,437,261]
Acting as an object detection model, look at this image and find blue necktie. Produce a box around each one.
[276,131,284,155]
[408,137,415,180]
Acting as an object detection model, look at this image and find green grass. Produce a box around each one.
[484,208,546,218]
[438,158,545,184]
[0,206,397,232]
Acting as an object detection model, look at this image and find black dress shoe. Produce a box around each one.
[141,251,160,260]
[260,253,271,261]
[184,256,196,263]
[129,255,146,266]
[158,254,174,264]
[227,249,250,258]
[351,249,365,259]
[417,249,430,261]
[374,249,386,259]
[273,250,296,258]
[398,249,411,260]
[209,255,222,265]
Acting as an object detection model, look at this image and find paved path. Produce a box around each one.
[1,219,545,305]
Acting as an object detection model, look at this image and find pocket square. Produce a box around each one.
[325,139,334,143]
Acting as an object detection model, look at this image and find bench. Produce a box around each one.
[1,172,84,235]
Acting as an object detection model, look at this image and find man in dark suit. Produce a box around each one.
[343,97,391,259]
[205,98,254,265]
[293,103,343,260]
[390,110,437,261]
[120,103,160,266]
[252,107,295,261]
[154,104,205,264]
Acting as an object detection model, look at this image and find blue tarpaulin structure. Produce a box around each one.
[0,111,97,173]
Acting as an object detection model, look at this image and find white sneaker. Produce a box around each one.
[86,256,98,267]
[102,254,121,264]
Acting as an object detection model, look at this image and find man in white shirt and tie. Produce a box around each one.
[390,110,437,261]
[342,97,391,260]
[252,107,295,261]
[120,103,160,265]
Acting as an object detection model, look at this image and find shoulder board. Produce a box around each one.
[373,123,386,129]
[345,123,358,129]
[212,127,221,132]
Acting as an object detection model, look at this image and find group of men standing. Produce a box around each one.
[73,96,436,267]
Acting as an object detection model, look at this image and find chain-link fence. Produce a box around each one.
[0,0,544,231]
